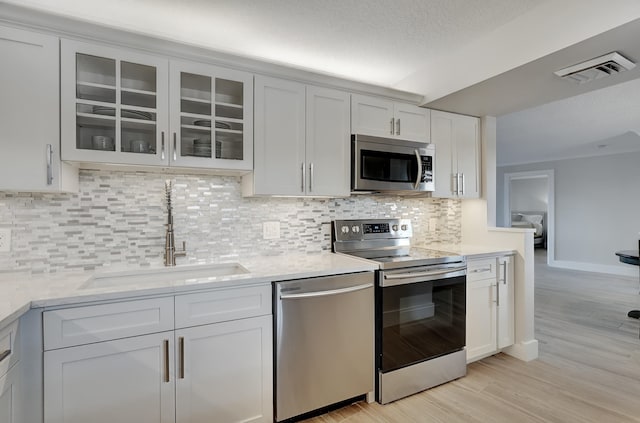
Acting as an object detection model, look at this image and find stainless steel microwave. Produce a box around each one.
[351,134,435,194]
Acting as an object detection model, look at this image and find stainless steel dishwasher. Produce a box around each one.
[274,272,374,422]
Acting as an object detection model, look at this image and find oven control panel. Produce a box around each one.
[333,219,412,241]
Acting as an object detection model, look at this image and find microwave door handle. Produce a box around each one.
[414,150,422,189]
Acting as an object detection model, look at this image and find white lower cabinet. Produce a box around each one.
[466,255,515,363]
[175,316,272,423]
[44,285,273,423]
[44,332,176,423]
[0,363,20,423]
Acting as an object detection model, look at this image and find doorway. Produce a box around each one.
[503,170,555,265]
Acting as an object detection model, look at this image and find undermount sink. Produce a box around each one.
[80,263,250,290]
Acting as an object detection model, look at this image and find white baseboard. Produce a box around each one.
[549,260,638,277]
[502,339,539,362]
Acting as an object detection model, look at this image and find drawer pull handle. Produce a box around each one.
[471,267,492,273]
[0,349,11,363]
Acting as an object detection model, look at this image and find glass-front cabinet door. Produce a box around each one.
[169,61,253,170]
[61,39,169,165]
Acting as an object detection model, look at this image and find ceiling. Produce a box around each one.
[5,0,640,167]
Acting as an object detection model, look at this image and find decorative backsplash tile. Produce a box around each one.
[0,169,461,274]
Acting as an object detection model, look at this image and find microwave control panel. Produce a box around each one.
[420,156,433,183]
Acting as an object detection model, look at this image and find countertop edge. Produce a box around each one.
[1,254,378,328]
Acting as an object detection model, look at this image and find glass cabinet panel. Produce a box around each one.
[172,63,252,170]
[75,54,117,152]
[62,39,167,166]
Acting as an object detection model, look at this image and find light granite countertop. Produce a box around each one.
[0,252,377,328]
[0,246,517,329]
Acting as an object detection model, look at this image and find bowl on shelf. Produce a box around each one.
[130,139,151,153]
[92,135,114,151]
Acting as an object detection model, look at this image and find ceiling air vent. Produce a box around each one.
[554,52,636,84]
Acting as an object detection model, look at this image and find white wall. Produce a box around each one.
[497,151,640,276]
[510,178,548,212]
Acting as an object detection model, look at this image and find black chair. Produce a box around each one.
[630,238,640,320]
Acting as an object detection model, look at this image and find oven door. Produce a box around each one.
[352,134,434,192]
[377,264,466,373]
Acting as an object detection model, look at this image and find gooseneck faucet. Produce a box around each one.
[164,180,187,266]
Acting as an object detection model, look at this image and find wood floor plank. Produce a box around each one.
[300,250,640,422]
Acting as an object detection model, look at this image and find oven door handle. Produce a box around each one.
[383,266,467,281]
[280,283,373,300]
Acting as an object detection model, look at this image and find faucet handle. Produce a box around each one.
[175,241,187,258]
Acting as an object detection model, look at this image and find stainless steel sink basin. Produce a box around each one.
[81,263,250,289]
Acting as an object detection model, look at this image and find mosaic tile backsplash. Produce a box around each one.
[0,170,461,274]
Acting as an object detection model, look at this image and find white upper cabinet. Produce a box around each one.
[431,110,480,199]
[61,40,253,172]
[305,85,350,197]
[0,25,78,192]
[61,39,169,166]
[169,61,253,171]
[245,76,350,197]
[249,76,306,196]
[351,94,430,142]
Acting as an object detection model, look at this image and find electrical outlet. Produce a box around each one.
[263,221,280,240]
[0,228,11,253]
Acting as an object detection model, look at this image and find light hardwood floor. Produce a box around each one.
[302,249,640,422]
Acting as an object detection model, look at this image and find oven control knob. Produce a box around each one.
[341,225,349,234]
[392,224,398,231]
[401,224,408,231]
[351,225,360,233]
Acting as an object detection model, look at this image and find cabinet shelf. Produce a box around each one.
[215,128,243,135]
[77,81,116,91]
[181,96,211,105]
[216,101,242,109]
[181,124,210,133]
[77,112,115,126]
[122,87,156,96]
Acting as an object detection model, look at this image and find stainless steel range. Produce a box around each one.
[332,218,467,404]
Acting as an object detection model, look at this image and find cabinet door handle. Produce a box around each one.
[46,144,53,185]
[501,261,508,285]
[301,162,306,193]
[163,339,170,383]
[178,336,185,379]
[309,163,314,192]
[396,118,401,135]
[0,349,10,363]
[460,173,465,196]
[470,266,492,273]
[161,132,166,160]
[390,118,394,135]
[173,133,177,162]
[496,280,500,307]
[452,173,458,196]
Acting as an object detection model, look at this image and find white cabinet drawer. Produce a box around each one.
[0,320,19,378]
[175,284,271,329]
[44,297,174,350]
[467,257,497,282]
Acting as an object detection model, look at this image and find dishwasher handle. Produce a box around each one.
[280,283,372,300]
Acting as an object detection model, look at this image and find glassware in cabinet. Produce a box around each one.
[61,40,168,165]
[171,62,252,170]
